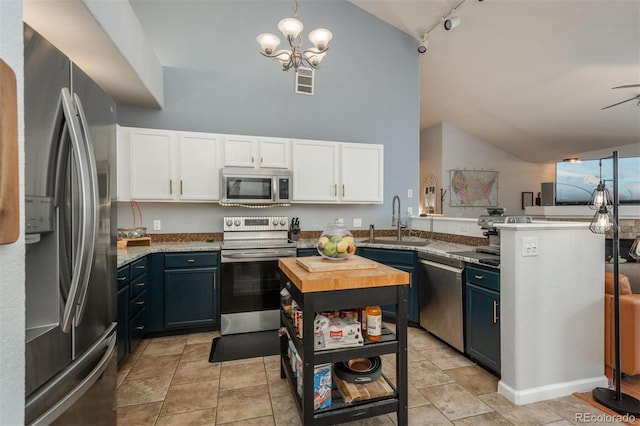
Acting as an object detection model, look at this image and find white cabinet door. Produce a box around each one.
[292,140,339,202]
[129,128,175,200]
[341,143,384,203]
[178,132,221,201]
[223,135,257,167]
[258,137,290,169]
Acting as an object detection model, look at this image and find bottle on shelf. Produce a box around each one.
[365,305,382,342]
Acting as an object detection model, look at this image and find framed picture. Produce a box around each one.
[521,192,534,209]
[449,169,499,207]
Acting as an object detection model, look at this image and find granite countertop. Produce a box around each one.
[117,237,498,269]
[117,241,220,267]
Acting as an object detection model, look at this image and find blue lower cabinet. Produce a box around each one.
[116,286,129,365]
[465,265,501,375]
[164,267,218,329]
[357,248,418,324]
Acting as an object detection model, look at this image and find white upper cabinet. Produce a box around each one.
[292,140,340,202]
[129,127,175,200]
[177,131,222,201]
[118,126,221,202]
[292,139,384,204]
[223,135,290,169]
[340,143,384,203]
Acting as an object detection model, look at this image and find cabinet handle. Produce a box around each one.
[334,184,337,196]
[342,184,345,197]
[187,259,195,263]
[117,277,127,281]
[135,301,145,305]
[251,156,254,164]
[474,275,484,280]
[170,179,173,195]
[135,282,145,287]
[493,300,499,324]
[180,180,183,195]
[261,157,263,164]
[136,265,145,270]
[213,275,216,290]
[135,326,145,331]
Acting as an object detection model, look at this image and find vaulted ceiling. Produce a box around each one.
[24,0,640,163]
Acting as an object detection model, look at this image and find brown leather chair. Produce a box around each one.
[604,271,640,376]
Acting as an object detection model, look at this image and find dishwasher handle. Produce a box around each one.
[419,259,464,274]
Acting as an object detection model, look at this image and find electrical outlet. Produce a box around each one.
[153,220,161,231]
[522,236,538,256]
[407,189,413,198]
[353,218,362,227]
[336,218,344,226]
[407,207,413,216]
[460,225,469,232]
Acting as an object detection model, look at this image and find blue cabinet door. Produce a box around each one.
[465,282,500,374]
[357,248,418,323]
[116,286,128,365]
[164,267,218,329]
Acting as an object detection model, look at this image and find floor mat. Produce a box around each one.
[209,330,280,363]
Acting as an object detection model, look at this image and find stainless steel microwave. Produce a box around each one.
[220,167,292,205]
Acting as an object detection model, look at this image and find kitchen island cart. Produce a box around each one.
[278,256,410,425]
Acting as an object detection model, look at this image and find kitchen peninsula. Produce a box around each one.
[278,256,409,425]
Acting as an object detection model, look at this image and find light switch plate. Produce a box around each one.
[522,236,538,256]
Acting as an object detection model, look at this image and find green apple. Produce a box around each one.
[323,241,337,256]
[330,234,342,243]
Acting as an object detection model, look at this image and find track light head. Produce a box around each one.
[444,16,460,30]
[418,34,428,54]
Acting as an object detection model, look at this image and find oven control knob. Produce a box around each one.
[234,219,241,226]
[225,219,233,227]
[272,219,279,226]
[486,220,494,227]
[280,219,287,226]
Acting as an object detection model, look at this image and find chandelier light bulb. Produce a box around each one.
[303,50,327,67]
[308,28,333,51]
[589,206,613,234]
[588,181,612,210]
[274,49,292,66]
[278,17,304,39]
[256,33,281,55]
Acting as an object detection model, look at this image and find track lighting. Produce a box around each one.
[418,33,428,54]
[444,15,461,30]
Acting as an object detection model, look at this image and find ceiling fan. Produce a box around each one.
[601,84,640,110]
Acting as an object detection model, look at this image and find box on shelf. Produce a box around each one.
[287,338,298,378]
[295,356,332,411]
[314,315,364,350]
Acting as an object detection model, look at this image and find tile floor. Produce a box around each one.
[116,326,621,425]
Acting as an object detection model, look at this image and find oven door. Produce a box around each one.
[220,248,295,334]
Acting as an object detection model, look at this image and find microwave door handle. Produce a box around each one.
[272,178,277,202]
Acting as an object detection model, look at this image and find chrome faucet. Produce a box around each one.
[392,195,402,241]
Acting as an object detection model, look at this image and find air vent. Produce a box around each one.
[295,67,314,95]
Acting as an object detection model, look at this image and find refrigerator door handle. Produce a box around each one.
[28,327,116,426]
[59,88,93,333]
[71,93,99,327]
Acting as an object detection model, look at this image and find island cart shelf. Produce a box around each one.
[277,256,410,425]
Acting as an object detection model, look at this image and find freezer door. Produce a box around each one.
[25,324,117,426]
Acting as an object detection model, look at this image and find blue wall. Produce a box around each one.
[117,0,420,232]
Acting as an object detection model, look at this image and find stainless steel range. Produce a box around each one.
[476,208,531,255]
[220,216,297,335]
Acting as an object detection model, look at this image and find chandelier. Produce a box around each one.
[256,0,332,71]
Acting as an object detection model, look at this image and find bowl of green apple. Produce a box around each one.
[317,223,356,260]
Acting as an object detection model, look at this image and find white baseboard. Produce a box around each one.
[498,375,609,405]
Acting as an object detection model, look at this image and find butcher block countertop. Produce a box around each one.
[278,255,409,293]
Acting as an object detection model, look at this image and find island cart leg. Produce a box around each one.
[302,292,316,426]
[396,284,408,425]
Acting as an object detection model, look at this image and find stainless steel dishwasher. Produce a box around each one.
[418,252,465,352]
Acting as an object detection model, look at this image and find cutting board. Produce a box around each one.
[296,255,379,272]
[0,59,19,245]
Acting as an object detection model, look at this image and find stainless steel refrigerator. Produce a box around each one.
[23,24,117,425]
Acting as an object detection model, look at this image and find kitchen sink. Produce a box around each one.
[362,239,432,247]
